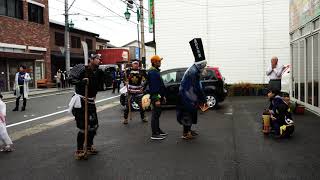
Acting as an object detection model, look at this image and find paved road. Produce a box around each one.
[1,97,320,180]
[4,89,121,136]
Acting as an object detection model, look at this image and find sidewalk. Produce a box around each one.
[1,96,320,179]
[1,87,74,101]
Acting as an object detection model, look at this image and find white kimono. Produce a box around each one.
[0,99,13,146]
[14,72,31,99]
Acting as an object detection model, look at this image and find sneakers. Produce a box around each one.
[123,118,128,125]
[21,107,25,111]
[181,132,193,140]
[151,134,166,140]
[159,130,168,136]
[12,107,18,111]
[87,146,98,155]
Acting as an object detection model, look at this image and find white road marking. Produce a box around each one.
[6,95,120,128]
[10,101,120,141]
[23,115,28,118]
[224,112,233,115]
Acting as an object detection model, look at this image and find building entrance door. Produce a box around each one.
[0,60,7,92]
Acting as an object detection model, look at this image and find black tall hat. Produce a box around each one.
[189,38,206,63]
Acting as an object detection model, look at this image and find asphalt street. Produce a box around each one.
[4,89,120,135]
[1,96,320,180]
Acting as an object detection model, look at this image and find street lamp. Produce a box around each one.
[124,8,131,21]
[68,20,74,29]
[124,5,142,66]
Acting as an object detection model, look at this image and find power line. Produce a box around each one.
[93,0,149,28]
[53,0,150,32]
[93,0,127,19]
[119,0,149,12]
[55,0,145,27]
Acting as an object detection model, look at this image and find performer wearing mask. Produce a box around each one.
[177,38,208,140]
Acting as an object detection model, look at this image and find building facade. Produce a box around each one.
[155,0,290,84]
[290,0,320,114]
[96,37,109,50]
[50,21,98,78]
[0,0,50,91]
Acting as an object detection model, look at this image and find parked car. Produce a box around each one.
[98,64,118,91]
[120,66,227,110]
[161,66,227,108]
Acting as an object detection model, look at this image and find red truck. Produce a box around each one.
[97,48,130,65]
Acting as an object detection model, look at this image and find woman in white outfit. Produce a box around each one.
[0,94,13,152]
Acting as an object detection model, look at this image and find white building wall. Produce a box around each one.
[155,0,289,84]
[263,0,290,83]
[155,0,208,70]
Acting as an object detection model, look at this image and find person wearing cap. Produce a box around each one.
[68,53,101,159]
[123,59,147,124]
[176,38,208,140]
[146,55,167,140]
[12,65,31,111]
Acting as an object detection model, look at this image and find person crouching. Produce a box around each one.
[268,90,294,138]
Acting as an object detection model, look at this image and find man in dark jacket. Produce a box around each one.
[69,53,101,159]
[147,55,167,140]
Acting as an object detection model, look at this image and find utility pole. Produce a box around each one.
[139,0,146,69]
[65,0,71,74]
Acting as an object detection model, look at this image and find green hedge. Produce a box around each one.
[227,83,269,96]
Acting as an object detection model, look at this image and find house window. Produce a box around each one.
[28,3,44,24]
[55,32,64,46]
[71,36,81,48]
[0,0,23,19]
[99,45,104,50]
[86,39,93,50]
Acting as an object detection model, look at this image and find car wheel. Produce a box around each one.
[206,95,218,109]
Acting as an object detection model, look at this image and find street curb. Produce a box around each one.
[2,88,74,101]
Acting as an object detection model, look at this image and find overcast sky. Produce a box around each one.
[49,0,153,47]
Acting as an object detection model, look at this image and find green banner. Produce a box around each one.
[149,0,154,33]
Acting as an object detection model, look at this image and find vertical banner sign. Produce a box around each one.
[135,47,140,60]
[149,0,154,33]
[189,38,206,61]
[81,41,88,65]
